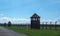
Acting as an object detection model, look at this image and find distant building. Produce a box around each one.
[30,13,40,29]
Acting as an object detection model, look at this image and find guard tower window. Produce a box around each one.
[38,18,40,20]
[33,18,37,21]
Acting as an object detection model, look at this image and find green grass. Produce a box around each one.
[5,26,60,36]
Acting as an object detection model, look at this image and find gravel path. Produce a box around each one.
[0,27,29,36]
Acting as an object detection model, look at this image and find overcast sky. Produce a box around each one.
[0,0,60,24]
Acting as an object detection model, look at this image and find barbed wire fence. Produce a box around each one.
[40,21,60,30]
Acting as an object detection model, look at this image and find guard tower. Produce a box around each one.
[30,13,40,29]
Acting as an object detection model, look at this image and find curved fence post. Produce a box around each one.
[50,21,52,30]
[45,22,48,29]
[55,21,57,30]
[42,22,44,29]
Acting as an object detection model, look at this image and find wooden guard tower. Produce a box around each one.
[30,13,40,29]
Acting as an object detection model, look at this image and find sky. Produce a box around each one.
[0,0,60,24]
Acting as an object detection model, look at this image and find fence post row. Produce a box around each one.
[41,21,58,30]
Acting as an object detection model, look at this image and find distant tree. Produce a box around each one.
[8,21,12,27]
[4,23,7,26]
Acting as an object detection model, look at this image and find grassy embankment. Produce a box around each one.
[5,26,60,36]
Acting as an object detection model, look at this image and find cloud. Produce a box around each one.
[0,17,30,24]
[41,18,60,24]
[0,16,60,24]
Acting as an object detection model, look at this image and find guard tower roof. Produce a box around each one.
[31,13,40,18]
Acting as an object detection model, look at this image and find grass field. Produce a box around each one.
[5,26,60,36]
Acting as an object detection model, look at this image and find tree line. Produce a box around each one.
[2,21,12,27]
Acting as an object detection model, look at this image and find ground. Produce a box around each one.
[0,27,29,36]
[5,26,60,36]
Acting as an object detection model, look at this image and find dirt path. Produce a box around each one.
[0,27,29,36]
